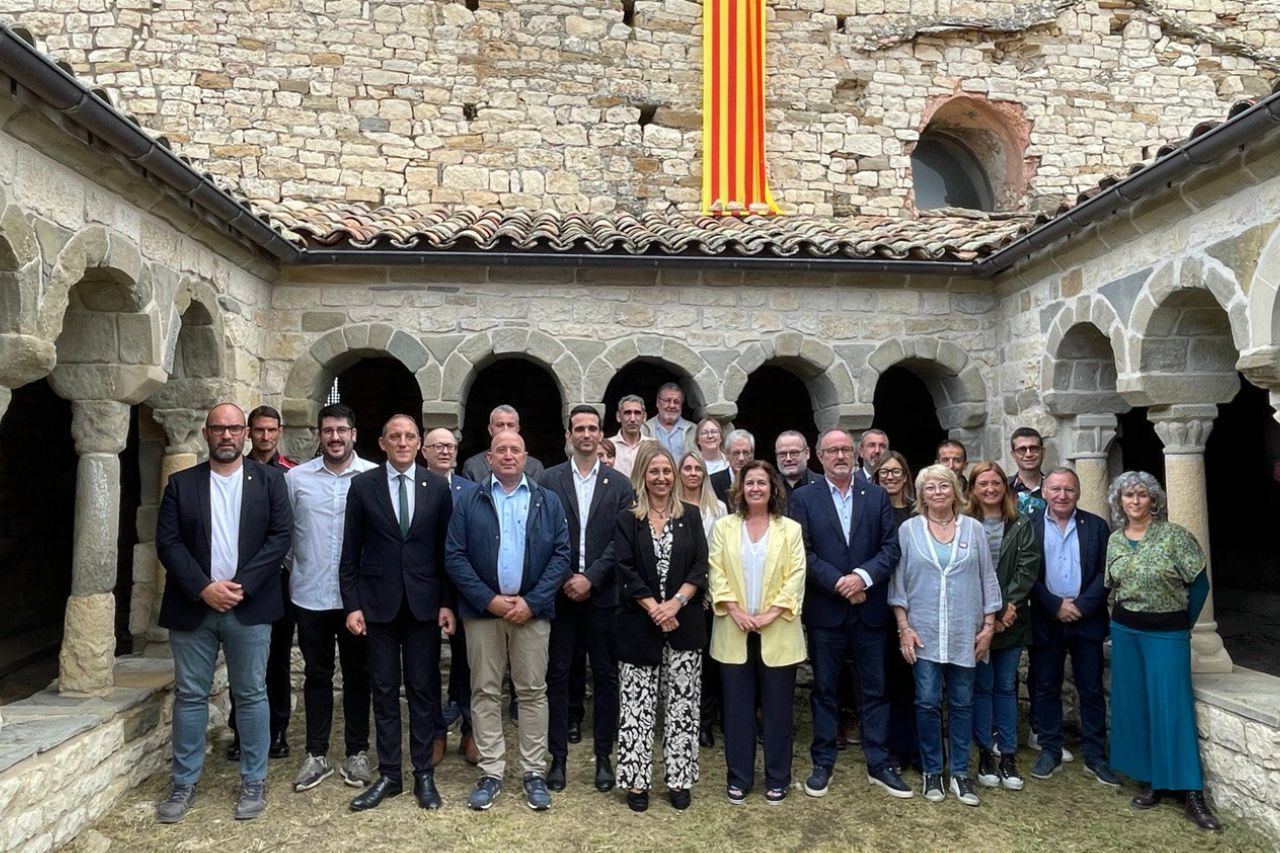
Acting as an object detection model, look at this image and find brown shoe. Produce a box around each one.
[431,737,446,768]
[1185,791,1223,832]
[460,734,480,765]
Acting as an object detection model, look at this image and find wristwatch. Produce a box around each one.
[674,592,690,607]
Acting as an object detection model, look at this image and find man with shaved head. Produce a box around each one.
[446,429,570,812]
[155,403,293,824]
[461,404,546,483]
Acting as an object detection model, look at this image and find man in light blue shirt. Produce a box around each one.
[491,471,530,595]
[641,382,694,457]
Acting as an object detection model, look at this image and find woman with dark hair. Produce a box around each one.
[707,461,806,805]
[1105,470,1221,832]
[965,461,1038,792]
[872,452,915,528]
[613,443,707,812]
[597,436,616,467]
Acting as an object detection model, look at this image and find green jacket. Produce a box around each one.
[990,513,1039,650]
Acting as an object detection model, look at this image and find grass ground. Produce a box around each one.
[71,699,1274,853]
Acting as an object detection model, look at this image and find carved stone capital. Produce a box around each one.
[152,407,207,454]
[1149,404,1218,454]
[70,399,130,456]
[1065,413,1117,460]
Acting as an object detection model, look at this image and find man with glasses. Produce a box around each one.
[710,428,755,507]
[641,382,694,458]
[609,394,651,478]
[227,405,297,762]
[1009,427,1048,516]
[155,403,293,823]
[789,429,909,800]
[422,427,481,766]
[776,430,822,495]
[286,403,378,793]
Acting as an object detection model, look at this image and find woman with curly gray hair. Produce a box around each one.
[1104,470,1221,832]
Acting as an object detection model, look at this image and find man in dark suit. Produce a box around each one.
[541,405,634,793]
[1027,467,1119,785]
[789,428,910,799]
[340,414,456,812]
[154,403,292,824]
[855,428,889,484]
[710,428,755,507]
[445,430,570,812]
[775,429,823,495]
[461,404,545,483]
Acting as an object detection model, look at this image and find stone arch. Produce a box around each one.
[0,189,55,389]
[146,279,231,413]
[39,225,149,343]
[722,332,856,431]
[440,328,583,428]
[1240,224,1280,386]
[859,336,988,430]
[1122,255,1248,406]
[912,94,1034,212]
[581,334,718,416]
[1041,296,1128,416]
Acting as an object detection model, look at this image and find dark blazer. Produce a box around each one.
[783,468,823,496]
[156,459,292,632]
[542,461,635,609]
[788,478,900,629]
[445,475,571,621]
[710,468,733,507]
[461,451,544,484]
[614,502,708,665]
[1029,506,1110,644]
[338,464,455,624]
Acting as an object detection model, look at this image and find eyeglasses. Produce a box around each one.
[776,450,805,458]
[1012,446,1042,456]
[207,424,246,436]
[424,443,457,452]
[877,469,904,480]
[319,426,352,437]
[698,429,721,437]
[820,446,855,456]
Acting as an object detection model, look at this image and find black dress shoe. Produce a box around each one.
[1131,787,1164,810]
[268,731,290,760]
[625,789,649,812]
[350,776,403,811]
[413,770,441,810]
[547,756,567,791]
[699,724,715,748]
[1185,791,1223,832]
[567,720,582,744]
[226,740,241,761]
[595,755,615,792]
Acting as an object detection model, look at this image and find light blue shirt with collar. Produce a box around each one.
[1043,511,1081,599]
[653,420,688,457]
[825,477,873,590]
[491,474,531,595]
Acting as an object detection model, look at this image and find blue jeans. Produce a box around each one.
[912,658,976,777]
[170,609,271,785]
[972,646,1022,754]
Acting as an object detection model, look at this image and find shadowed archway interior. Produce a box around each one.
[602,360,696,437]
[733,364,819,472]
[871,365,947,473]
[459,358,564,470]
[332,357,425,464]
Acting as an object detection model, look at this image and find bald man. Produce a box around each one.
[156,403,293,823]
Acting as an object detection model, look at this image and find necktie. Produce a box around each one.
[398,474,410,538]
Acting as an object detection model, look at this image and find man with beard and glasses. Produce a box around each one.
[285,403,378,794]
[155,403,292,823]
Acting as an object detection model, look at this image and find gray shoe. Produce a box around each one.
[293,754,333,792]
[234,780,267,820]
[340,751,374,788]
[156,782,196,824]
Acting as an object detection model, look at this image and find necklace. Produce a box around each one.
[927,515,955,526]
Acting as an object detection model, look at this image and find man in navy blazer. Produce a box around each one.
[155,403,292,824]
[541,405,634,793]
[789,428,909,799]
[339,414,455,812]
[445,430,571,812]
[1027,467,1118,784]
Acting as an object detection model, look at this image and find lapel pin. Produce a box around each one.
[603,477,609,484]
[247,475,253,481]
[421,481,427,487]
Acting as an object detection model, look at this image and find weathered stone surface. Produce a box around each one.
[58,594,116,696]
[70,400,130,456]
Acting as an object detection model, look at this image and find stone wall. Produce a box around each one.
[0,0,1274,215]
[1194,672,1280,844]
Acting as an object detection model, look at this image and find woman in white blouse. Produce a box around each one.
[888,465,1001,808]
[707,460,806,806]
[694,417,729,475]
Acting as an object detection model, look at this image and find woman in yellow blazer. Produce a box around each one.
[708,459,806,806]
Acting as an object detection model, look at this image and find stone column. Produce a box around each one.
[146,408,206,652]
[1149,404,1233,674]
[0,385,11,422]
[59,399,131,696]
[1064,413,1117,518]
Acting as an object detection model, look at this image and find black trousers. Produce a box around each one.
[295,605,371,758]
[700,612,722,730]
[548,597,618,760]
[229,571,293,741]
[884,620,919,769]
[434,623,473,738]
[721,633,797,792]
[568,640,587,726]
[367,603,441,781]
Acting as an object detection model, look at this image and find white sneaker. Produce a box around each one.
[1027,732,1074,762]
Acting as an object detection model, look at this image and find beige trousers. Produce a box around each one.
[464,617,551,779]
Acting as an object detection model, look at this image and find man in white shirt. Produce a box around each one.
[609,394,651,478]
[641,383,694,458]
[286,403,378,793]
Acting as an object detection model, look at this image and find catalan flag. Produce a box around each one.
[702,0,781,216]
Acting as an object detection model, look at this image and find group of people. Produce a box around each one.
[151,383,1223,833]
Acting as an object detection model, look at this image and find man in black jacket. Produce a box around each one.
[154,403,292,824]
[339,414,456,812]
[541,405,634,793]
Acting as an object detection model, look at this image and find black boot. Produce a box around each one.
[595,755,615,792]
[1184,791,1222,832]
[268,730,290,760]
[1130,787,1163,810]
[546,756,567,791]
[413,770,441,810]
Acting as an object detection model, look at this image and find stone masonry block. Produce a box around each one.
[344,323,370,350]
[935,339,967,374]
[58,593,116,696]
[387,330,429,372]
[456,332,496,365]
[415,363,442,400]
[773,331,804,360]
[605,338,640,368]
[308,328,349,368]
[737,342,767,376]
[366,323,395,352]
[116,311,159,366]
[284,354,324,399]
[441,354,473,400]
[551,352,582,398]
[798,338,835,372]
[636,335,662,358]
[867,339,904,373]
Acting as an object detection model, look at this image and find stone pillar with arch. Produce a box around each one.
[1063,413,1117,518]
[1148,403,1234,674]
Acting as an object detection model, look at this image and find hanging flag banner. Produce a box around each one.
[702,0,781,216]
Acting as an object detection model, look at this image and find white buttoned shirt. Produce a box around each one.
[286,453,378,611]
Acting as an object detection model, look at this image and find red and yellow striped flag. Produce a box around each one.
[702,0,781,216]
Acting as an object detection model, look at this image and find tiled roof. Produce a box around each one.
[260,203,1032,262]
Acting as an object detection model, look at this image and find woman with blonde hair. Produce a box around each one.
[694,417,729,475]
[613,442,707,812]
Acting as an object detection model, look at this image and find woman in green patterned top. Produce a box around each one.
[1104,470,1221,833]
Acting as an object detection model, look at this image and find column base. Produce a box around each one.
[58,592,117,696]
[1191,621,1234,674]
